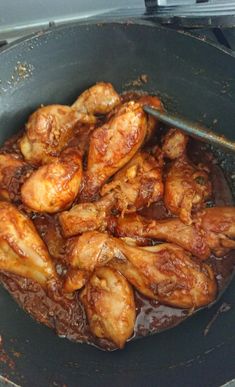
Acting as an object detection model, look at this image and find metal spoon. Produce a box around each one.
[143,106,235,153]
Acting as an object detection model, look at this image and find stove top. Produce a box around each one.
[1,0,235,48]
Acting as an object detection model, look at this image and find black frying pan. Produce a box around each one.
[0,20,235,387]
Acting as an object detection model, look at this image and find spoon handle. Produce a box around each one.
[143,105,235,153]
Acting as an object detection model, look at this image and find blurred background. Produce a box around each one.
[0,0,144,41]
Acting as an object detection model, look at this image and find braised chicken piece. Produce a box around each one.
[108,256,155,299]
[138,95,164,139]
[108,243,216,308]
[0,202,56,286]
[0,153,33,202]
[101,151,163,214]
[19,105,79,165]
[111,207,235,259]
[162,128,188,160]
[63,269,89,293]
[66,231,115,272]
[164,155,212,224]
[80,267,135,348]
[20,83,121,165]
[65,231,150,297]
[79,101,148,201]
[21,148,82,213]
[65,231,217,309]
[110,213,211,260]
[59,151,163,236]
[195,207,235,256]
[72,82,121,124]
[59,194,115,237]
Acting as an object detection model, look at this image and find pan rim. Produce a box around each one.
[0,18,235,59]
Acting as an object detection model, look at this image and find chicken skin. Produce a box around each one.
[101,151,163,213]
[59,151,163,236]
[72,82,121,124]
[0,202,56,286]
[0,153,32,202]
[110,213,211,260]
[138,95,164,139]
[63,269,89,293]
[109,242,216,308]
[80,267,135,349]
[111,207,235,259]
[59,194,115,237]
[164,155,212,224]
[195,207,235,256]
[21,148,82,213]
[19,105,79,165]
[162,128,188,160]
[66,231,115,271]
[63,230,115,291]
[80,101,148,201]
[65,231,217,309]
[20,83,120,165]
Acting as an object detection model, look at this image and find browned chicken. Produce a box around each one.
[111,207,235,259]
[0,202,56,286]
[162,128,188,160]
[63,269,89,293]
[138,95,164,139]
[108,255,155,299]
[21,148,82,213]
[109,242,216,308]
[80,267,135,349]
[65,231,217,309]
[59,194,115,237]
[110,213,211,260]
[164,155,212,224]
[19,83,120,165]
[63,231,114,292]
[101,151,163,213]
[195,207,235,256]
[0,153,32,202]
[79,101,148,201]
[59,151,163,237]
[72,82,121,124]
[19,105,79,165]
[66,231,115,271]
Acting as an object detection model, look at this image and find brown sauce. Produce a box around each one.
[0,103,234,351]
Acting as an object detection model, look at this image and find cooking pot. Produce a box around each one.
[0,20,234,387]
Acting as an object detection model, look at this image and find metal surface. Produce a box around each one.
[144,105,235,152]
[0,20,234,387]
[145,0,235,27]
